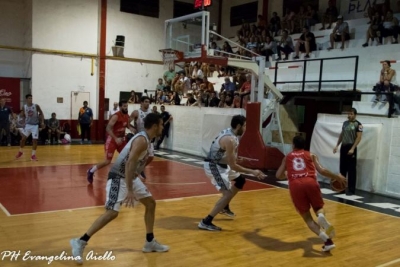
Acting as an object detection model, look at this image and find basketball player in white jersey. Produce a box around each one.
[70,113,169,264]
[199,115,266,231]
[130,96,153,179]
[15,94,45,161]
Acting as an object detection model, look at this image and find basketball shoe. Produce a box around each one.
[142,239,169,253]
[219,208,235,218]
[198,220,222,231]
[318,213,335,238]
[70,238,87,264]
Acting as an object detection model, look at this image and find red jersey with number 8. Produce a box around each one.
[286,150,317,182]
[112,111,129,138]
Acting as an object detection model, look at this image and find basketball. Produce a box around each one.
[330,179,346,192]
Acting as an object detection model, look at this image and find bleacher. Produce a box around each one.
[210,13,400,116]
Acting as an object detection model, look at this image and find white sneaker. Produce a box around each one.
[142,239,169,253]
[318,214,335,238]
[322,242,336,252]
[70,238,87,264]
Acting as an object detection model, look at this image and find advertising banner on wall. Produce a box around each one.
[341,0,385,20]
[0,77,20,111]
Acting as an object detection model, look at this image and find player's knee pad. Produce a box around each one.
[234,175,246,190]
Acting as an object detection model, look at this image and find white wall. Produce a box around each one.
[0,0,32,78]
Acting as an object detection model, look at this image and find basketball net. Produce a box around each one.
[161,50,178,70]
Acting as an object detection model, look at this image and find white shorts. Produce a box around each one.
[21,124,39,139]
[204,162,240,191]
[105,177,152,212]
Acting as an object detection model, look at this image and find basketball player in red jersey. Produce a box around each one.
[87,100,135,183]
[276,135,346,252]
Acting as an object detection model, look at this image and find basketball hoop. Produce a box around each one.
[159,49,184,69]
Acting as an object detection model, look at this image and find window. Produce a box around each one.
[120,0,159,18]
[230,2,258,27]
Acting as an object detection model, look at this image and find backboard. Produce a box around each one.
[164,11,210,60]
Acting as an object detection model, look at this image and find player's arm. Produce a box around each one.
[275,157,287,180]
[35,104,45,126]
[311,153,346,184]
[127,125,136,134]
[106,115,119,141]
[222,136,265,180]
[124,136,147,207]
[129,110,138,129]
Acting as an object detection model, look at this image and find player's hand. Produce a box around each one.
[123,191,136,208]
[333,146,338,154]
[252,170,267,180]
[348,149,354,155]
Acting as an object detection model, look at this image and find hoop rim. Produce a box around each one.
[159,48,184,61]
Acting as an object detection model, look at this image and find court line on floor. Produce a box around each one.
[0,202,11,216]
[4,188,276,217]
[376,258,400,267]
[146,182,207,185]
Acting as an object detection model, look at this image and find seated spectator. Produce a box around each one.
[297,6,307,30]
[239,74,252,109]
[232,92,241,108]
[208,92,220,107]
[327,15,350,50]
[47,112,61,144]
[304,5,319,28]
[128,90,139,103]
[201,77,214,93]
[191,65,203,81]
[221,77,236,94]
[281,8,296,34]
[163,66,175,84]
[320,0,338,30]
[261,36,277,61]
[269,12,281,37]
[185,93,197,106]
[379,11,399,44]
[246,36,258,55]
[156,78,164,91]
[277,30,295,60]
[224,93,234,108]
[362,11,383,47]
[294,26,316,59]
[171,73,180,91]
[366,1,380,24]
[257,15,267,31]
[374,60,397,103]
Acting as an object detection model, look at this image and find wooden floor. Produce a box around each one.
[0,145,399,267]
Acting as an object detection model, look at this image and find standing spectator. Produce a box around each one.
[163,66,175,84]
[293,26,316,59]
[327,15,350,50]
[128,90,139,104]
[320,0,339,30]
[362,11,383,47]
[47,112,61,144]
[152,106,160,115]
[305,5,319,28]
[269,12,281,37]
[333,108,363,195]
[277,30,295,60]
[78,101,93,144]
[155,105,173,150]
[0,98,12,146]
[373,60,397,102]
[109,102,119,119]
[281,9,296,34]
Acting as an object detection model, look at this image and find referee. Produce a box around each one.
[333,108,363,195]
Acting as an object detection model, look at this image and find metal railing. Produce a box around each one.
[273,56,359,92]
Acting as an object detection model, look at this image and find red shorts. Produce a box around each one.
[104,136,126,160]
[289,177,324,214]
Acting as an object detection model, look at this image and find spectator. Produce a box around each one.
[152,106,160,115]
[47,112,61,144]
[261,35,277,61]
[78,101,93,144]
[327,15,350,50]
[257,15,267,30]
[320,0,339,30]
[277,30,295,60]
[294,26,316,59]
[239,74,252,109]
[362,11,383,47]
[109,102,119,119]
[128,90,139,103]
[191,65,203,81]
[155,105,173,149]
[373,60,397,103]
[297,6,307,30]
[281,8,296,34]
[208,92,220,107]
[304,5,319,28]
[0,98,12,146]
[269,12,281,37]
[379,11,399,44]
[201,77,215,93]
[233,92,241,108]
[221,77,236,94]
[156,78,164,91]
[163,66,176,84]
[186,93,197,106]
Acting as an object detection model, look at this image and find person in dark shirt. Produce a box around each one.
[155,105,173,149]
[78,101,93,144]
[320,0,339,30]
[294,26,317,59]
[269,12,281,37]
[0,98,12,146]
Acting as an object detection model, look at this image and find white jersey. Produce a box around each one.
[136,108,152,132]
[108,131,150,179]
[24,104,39,125]
[206,128,238,165]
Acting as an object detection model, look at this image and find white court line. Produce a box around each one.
[146,182,207,185]
[376,258,400,267]
[0,203,11,216]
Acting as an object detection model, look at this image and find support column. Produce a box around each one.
[98,0,107,141]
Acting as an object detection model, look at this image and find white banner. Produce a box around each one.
[340,0,385,20]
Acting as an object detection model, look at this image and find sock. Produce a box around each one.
[319,231,328,242]
[32,150,36,156]
[90,165,97,173]
[146,233,154,242]
[203,215,214,225]
[80,233,91,242]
